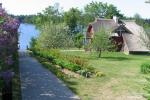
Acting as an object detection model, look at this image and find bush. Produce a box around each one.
[42,62,67,80]
[31,48,103,78]
[141,62,150,74]
[53,59,81,72]
[74,33,84,49]
[144,77,150,99]
[65,56,88,68]
[0,4,20,99]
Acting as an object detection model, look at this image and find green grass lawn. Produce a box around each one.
[61,51,150,100]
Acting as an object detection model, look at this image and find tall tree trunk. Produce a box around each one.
[97,48,101,58]
[98,49,101,58]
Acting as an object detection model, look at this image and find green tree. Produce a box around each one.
[92,28,113,58]
[84,1,123,19]
[105,4,124,19]
[134,13,145,26]
[29,37,37,50]
[64,8,81,34]
[43,5,62,24]
[36,23,74,49]
[75,33,84,49]
[34,3,63,28]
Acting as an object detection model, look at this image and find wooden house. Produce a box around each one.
[86,17,150,54]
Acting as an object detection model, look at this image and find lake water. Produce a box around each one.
[18,23,39,51]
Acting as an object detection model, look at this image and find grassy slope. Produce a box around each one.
[62,51,150,100]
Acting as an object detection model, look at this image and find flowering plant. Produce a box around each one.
[0,4,20,71]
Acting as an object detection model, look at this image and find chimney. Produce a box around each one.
[113,16,118,24]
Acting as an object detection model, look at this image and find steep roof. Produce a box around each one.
[87,18,150,52]
[122,21,149,52]
[91,18,118,32]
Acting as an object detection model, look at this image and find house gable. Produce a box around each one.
[85,18,150,53]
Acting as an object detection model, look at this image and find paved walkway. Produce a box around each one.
[19,52,80,100]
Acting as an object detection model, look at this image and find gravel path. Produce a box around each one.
[19,53,80,100]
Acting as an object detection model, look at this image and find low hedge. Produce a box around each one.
[53,59,81,72]
[142,62,150,100]
[31,49,97,77]
[42,62,68,80]
[141,62,150,74]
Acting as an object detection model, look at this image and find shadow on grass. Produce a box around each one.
[131,53,150,56]
[130,51,150,55]
[86,55,132,61]
[101,56,132,61]
[65,80,79,94]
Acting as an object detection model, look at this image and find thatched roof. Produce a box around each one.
[87,18,150,52]
[122,21,149,52]
[91,18,118,32]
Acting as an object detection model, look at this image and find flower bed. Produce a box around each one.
[31,48,103,78]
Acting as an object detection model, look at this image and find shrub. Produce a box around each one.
[141,62,150,74]
[0,4,20,100]
[144,77,150,99]
[74,33,84,49]
[0,4,19,71]
[42,62,67,80]
[32,48,99,78]
[65,56,88,68]
[53,59,81,72]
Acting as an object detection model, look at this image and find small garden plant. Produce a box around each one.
[141,62,150,100]
[141,62,150,74]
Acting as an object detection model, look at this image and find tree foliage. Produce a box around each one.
[75,33,84,49]
[28,2,126,49]
[92,28,113,58]
[84,1,124,20]
[36,23,74,49]
[64,8,82,34]
[29,37,37,50]
[134,14,145,26]
[34,4,63,28]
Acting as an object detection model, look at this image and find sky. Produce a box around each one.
[0,0,150,18]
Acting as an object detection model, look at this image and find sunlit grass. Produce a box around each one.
[62,51,150,100]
